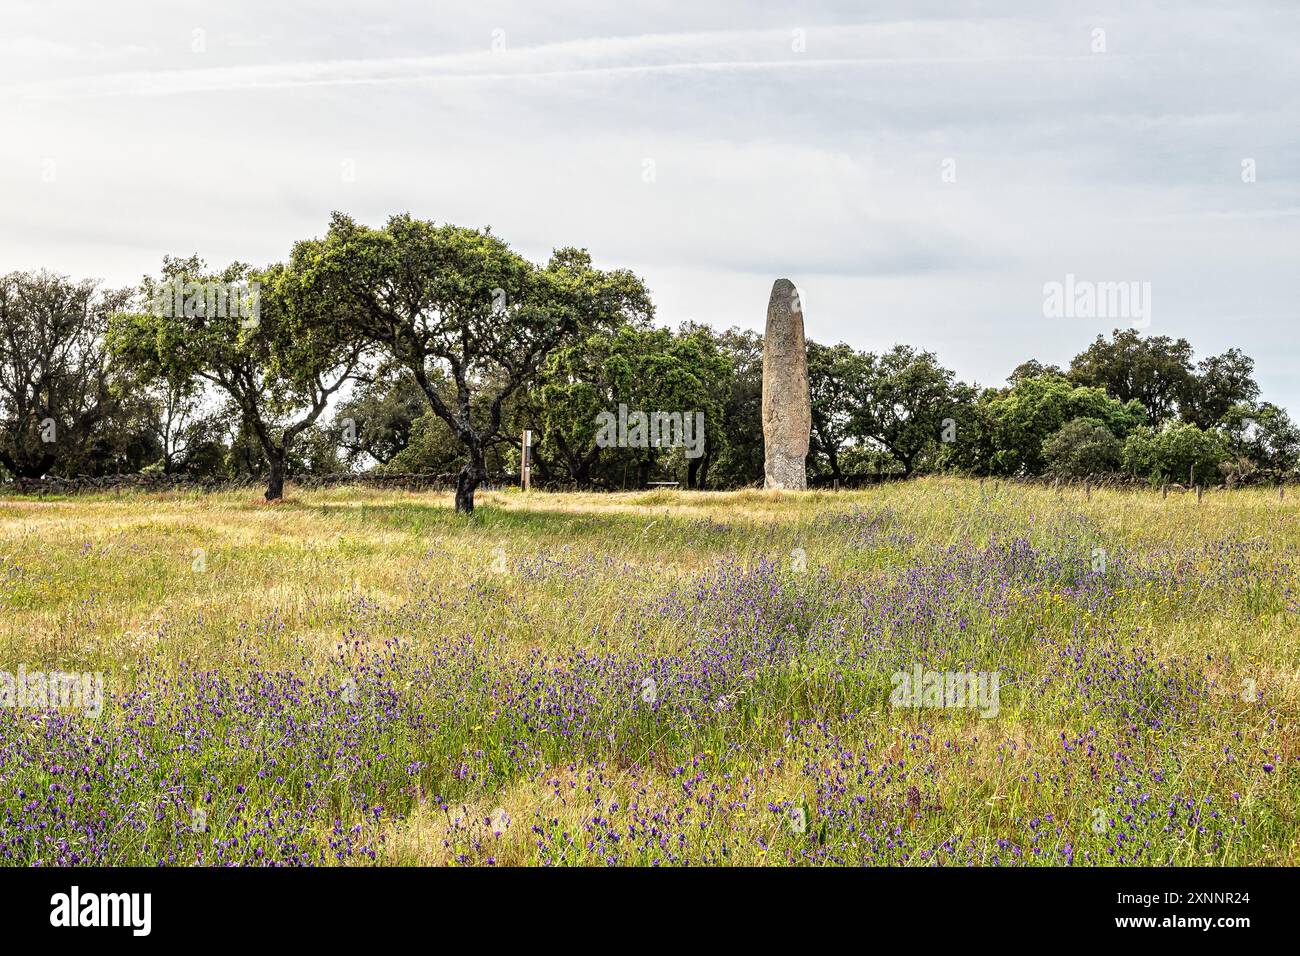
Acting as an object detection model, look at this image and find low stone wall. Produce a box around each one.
[807,473,907,489]
[2,468,1290,497]
[0,472,518,496]
[963,470,1292,491]
[811,470,1293,491]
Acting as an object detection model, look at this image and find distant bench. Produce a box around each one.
[646,481,680,489]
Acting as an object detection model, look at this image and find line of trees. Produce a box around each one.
[801,333,1298,486]
[2,215,1296,509]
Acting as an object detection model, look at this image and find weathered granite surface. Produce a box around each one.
[762,278,811,490]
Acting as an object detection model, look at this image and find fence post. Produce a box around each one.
[522,429,532,492]
[1196,484,1203,504]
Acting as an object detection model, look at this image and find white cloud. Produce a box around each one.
[1,1,1297,408]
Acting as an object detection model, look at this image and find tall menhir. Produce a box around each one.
[762,278,811,490]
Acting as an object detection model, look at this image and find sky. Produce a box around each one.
[2,1,1297,408]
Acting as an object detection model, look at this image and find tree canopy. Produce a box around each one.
[285,213,653,510]
[3,219,1296,495]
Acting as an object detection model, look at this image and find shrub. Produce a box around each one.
[1041,417,1123,478]
[977,375,1145,476]
[1122,422,1227,484]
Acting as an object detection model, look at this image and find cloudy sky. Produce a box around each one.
[2,1,1297,407]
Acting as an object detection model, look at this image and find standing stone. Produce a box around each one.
[762,278,811,490]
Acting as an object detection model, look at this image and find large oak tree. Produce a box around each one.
[847,345,963,477]
[0,271,129,478]
[535,323,729,489]
[287,213,652,512]
[110,255,369,500]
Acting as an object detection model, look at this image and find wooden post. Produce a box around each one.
[1281,484,1286,501]
[521,429,532,492]
[1162,483,1168,500]
[1196,484,1203,504]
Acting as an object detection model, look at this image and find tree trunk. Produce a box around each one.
[455,450,487,513]
[688,453,712,489]
[265,448,285,501]
[13,452,55,480]
[573,444,600,490]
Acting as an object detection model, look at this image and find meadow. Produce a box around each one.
[0,478,1294,866]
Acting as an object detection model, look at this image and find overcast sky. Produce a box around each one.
[2,2,1297,408]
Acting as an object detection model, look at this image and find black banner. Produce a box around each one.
[0,866,1287,942]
